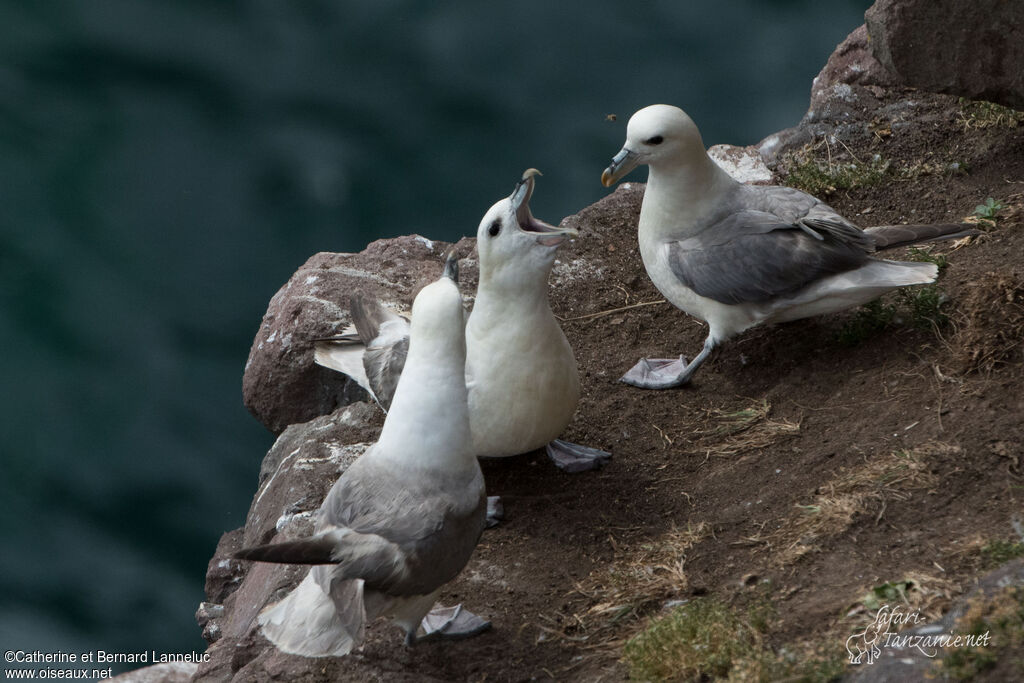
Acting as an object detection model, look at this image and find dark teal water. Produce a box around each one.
[0,0,868,669]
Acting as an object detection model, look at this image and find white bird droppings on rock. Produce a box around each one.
[707,144,773,184]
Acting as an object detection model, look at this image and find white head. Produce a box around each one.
[377,255,472,468]
[601,104,708,187]
[475,169,578,291]
[406,255,465,359]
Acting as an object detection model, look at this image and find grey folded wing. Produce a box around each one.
[667,209,873,305]
[318,460,487,595]
[350,296,409,410]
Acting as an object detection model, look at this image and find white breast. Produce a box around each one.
[464,305,580,457]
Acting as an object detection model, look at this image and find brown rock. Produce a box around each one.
[811,24,898,99]
[759,25,892,164]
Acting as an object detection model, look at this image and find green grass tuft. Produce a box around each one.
[624,599,755,680]
[835,299,897,347]
[897,285,949,330]
[905,246,948,272]
[624,597,844,682]
[959,99,1024,130]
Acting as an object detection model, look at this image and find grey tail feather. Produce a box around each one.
[349,295,393,346]
[234,537,338,565]
[867,223,979,251]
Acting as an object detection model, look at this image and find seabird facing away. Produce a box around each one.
[316,170,611,473]
[601,104,977,389]
[235,258,489,656]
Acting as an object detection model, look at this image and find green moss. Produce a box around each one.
[981,540,1024,569]
[784,157,890,197]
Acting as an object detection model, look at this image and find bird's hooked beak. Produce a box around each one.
[442,250,459,283]
[601,148,640,187]
[510,168,578,247]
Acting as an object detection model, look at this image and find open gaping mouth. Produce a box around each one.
[511,168,578,244]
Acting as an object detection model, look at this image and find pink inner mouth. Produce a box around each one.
[516,205,562,235]
[536,234,567,247]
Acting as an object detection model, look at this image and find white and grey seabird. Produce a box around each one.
[316,169,611,473]
[235,257,489,656]
[601,104,977,389]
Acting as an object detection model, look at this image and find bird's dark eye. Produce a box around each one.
[488,219,502,237]
[645,135,664,145]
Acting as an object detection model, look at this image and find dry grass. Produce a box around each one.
[549,523,711,650]
[757,443,950,565]
[691,398,800,458]
[957,99,1024,130]
[952,271,1024,374]
[844,572,959,634]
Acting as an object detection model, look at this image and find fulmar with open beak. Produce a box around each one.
[317,170,611,474]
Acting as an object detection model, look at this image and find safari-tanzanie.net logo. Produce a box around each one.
[845,604,990,666]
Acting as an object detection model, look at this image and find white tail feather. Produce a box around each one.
[258,570,365,657]
[770,260,937,323]
[313,342,378,403]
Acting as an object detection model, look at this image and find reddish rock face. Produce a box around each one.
[241,235,470,434]
[865,0,1024,110]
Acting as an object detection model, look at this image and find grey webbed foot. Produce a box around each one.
[413,604,492,645]
[545,439,611,473]
[620,356,693,389]
[486,496,504,528]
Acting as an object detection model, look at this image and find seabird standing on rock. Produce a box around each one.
[316,169,611,474]
[601,104,977,389]
[234,256,489,657]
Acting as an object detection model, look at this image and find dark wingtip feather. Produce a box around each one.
[868,223,980,251]
[233,538,337,565]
